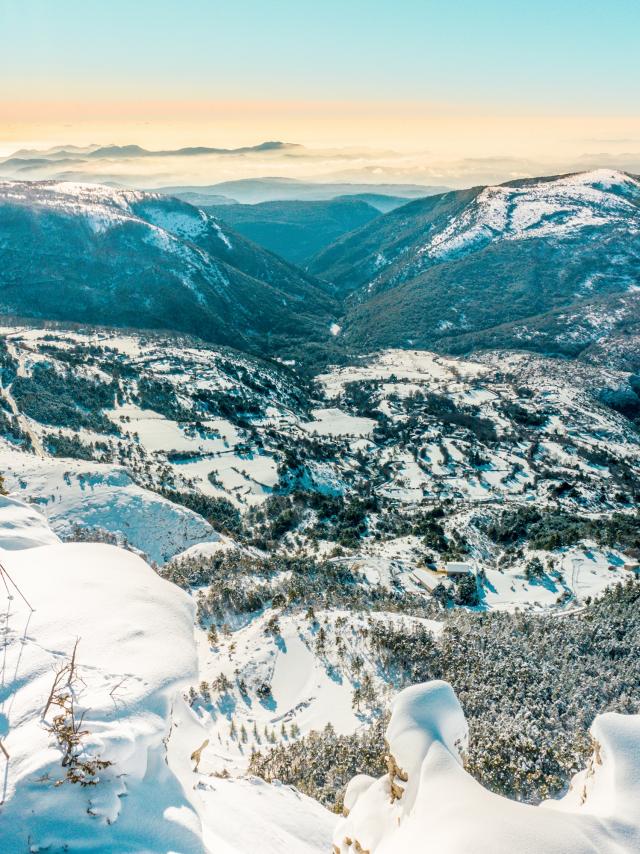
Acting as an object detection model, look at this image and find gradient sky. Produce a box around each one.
[1,0,640,178]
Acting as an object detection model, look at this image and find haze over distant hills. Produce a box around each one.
[0,141,449,195]
[167,177,441,205]
[2,140,299,164]
[5,138,640,195]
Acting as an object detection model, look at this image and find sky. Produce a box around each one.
[1,0,640,185]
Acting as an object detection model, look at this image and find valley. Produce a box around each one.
[2,324,640,581]
[5,3,640,849]
[1,170,639,854]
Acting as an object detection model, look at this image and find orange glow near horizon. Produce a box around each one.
[2,99,640,154]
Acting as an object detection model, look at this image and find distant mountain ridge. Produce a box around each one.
[2,141,298,162]
[158,178,442,205]
[0,144,448,205]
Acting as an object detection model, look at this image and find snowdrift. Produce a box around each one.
[0,531,203,851]
[0,494,60,550]
[0,454,221,564]
[334,680,640,854]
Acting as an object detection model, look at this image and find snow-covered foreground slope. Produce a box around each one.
[0,499,336,852]
[0,494,60,550]
[336,681,640,854]
[0,535,202,851]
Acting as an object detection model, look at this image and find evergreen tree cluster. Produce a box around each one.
[250,580,640,808]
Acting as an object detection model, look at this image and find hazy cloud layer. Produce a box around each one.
[1,141,639,194]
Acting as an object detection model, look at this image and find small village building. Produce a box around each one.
[412,567,441,592]
[443,561,475,577]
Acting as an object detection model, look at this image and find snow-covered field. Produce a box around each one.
[301,407,376,437]
[193,610,364,777]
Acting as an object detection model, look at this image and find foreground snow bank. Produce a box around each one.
[0,538,203,852]
[0,494,60,550]
[0,500,337,852]
[335,680,640,854]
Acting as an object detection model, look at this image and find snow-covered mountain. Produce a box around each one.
[4,172,640,367]
[310,169,640,356]
[0,180,337,355]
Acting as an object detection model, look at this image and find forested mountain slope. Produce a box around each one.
[0,181,338,355]
[311,170,640,355]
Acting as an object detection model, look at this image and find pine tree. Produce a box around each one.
[352,685,363,711]
[315,627,326,654]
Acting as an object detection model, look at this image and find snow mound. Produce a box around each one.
[0,452,220,564]
[0,494,60,550]
[0,501,337,852]
[0,535,203,851]
[334,681,640,854]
